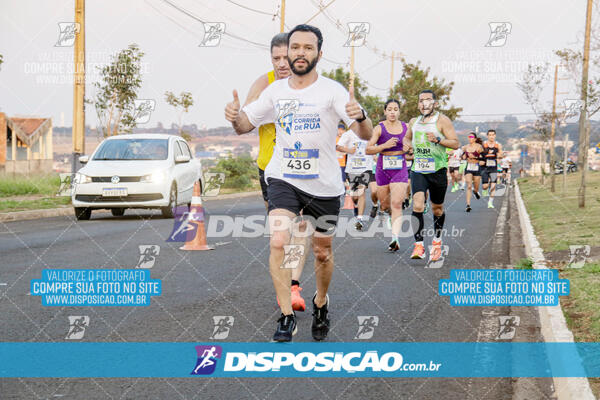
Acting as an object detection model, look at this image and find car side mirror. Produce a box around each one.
[79,155,89,164]
[175,154,190,164]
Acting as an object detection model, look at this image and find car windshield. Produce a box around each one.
[93,139,169,160]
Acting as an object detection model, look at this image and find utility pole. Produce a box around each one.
[280,0,285,33]
[563,131,569,193]
[72,0,85,175]
[577,0,593,208]
[350,46,355,84]
[390,51,394,96]
[550,65,558,192]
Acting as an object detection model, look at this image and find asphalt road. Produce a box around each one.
[0,184,555,399]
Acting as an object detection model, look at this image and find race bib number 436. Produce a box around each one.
[282,148,319,179]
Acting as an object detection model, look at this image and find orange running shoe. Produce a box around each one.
[291,285,306,312]
[430,239,443,261]
[411,242,426,259]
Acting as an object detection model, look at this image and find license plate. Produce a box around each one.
[102,187,127,197]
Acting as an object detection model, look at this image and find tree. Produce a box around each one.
[90,44,145,137]
[517,63,555,182]
[165,91,194,137]
[322,67,384,122]
[556,46,600,206]
[392,61,462,121]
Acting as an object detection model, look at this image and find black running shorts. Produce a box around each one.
[481,167,498,184]
[411,168,448,205]
[267,178,341,234]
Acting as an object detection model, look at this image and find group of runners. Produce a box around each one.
[225,25,511,342]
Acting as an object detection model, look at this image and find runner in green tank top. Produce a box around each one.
[405,90,460,262]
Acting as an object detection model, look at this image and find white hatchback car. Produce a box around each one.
[72,134,203,220]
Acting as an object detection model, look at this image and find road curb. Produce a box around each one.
[0,207,73,222]
[514,179,596,400]
[0,191,262,223]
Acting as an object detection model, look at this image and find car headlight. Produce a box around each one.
[141,171,165,183]
[75,173,92,184]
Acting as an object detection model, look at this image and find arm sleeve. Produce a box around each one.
[242,86,275,128]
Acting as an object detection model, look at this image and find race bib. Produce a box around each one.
[282,148,319,179]
[414,157,435,173]
[486,159,497,167]
[382,155,404,170]
[352,157,368,169]
[466,162,479,172]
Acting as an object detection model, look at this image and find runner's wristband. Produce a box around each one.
[355,109,367,123]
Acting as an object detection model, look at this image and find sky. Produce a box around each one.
[0,0,592,130]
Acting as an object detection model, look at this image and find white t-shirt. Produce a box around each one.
[338,130,373,174]
[243,75,356,197]
[501,157,512,169]
[448,148,463,167]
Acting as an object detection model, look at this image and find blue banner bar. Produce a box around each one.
[1,343,599,378]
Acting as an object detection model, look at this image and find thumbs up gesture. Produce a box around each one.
[225,90,240,122]
[345,81,364,120]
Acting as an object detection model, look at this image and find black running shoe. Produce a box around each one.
[311,294,330,341]
[466,205,472,212]
[388,239,400,252]
[473,190,481,200]
[273,313,297,342]
[369,206,378,218]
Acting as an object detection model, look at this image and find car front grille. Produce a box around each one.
[75,194,163,202]
[91,176,142,182]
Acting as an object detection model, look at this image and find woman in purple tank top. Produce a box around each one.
[366,99,412,252]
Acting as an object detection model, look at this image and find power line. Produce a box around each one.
[158,0,269,49]
[225,0,277,17]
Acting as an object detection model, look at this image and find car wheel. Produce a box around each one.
[111,208,125,217]
[161,183,177,218]
[74,207,92,220]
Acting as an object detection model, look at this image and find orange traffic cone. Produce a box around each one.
[180,181,214,251]
[342,193,355,210]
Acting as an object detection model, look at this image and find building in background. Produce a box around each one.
[0,113,53,174]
